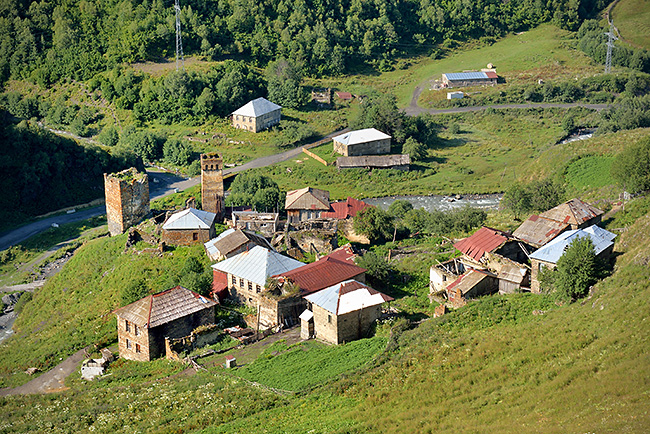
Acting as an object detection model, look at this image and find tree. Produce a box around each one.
[554,236,599,300]
[163,138,193,166]
[502,183,533,220]
[265,58,307,109]
[98,125,119,146]
[225,172,281,211]
[611,137,650,194]
[355,251,392,283]
[402,137,427,161]
[388,199,413,219]
[349,93,404,139]
[353,207,394,243]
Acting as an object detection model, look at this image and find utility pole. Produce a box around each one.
[604,22,618,74]
[175,0,184,71]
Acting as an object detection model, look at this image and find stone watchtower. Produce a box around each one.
[104,168,150,236]
[201,153,224,220]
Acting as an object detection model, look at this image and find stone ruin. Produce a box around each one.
[104,168,150,236]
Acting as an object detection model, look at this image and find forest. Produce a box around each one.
[1,0,608,86]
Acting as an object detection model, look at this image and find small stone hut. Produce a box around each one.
[161,208,217,246]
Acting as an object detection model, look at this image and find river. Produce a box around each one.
[364,194,502,212]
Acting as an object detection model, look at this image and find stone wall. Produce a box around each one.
[232,110,280,132]
[104,168,150,236]
[334,138,391,157]
[117,315,153,362]
[201,153,224,219]
[311,304,382,345]
[161,227,214,246]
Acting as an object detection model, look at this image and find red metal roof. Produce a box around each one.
[485,71,498,79]
[335,91,353,100]
[275,250,366,295]
[321,197,371,219]
[453,227,508,261]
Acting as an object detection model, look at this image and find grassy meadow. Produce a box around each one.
[611,0,650,50]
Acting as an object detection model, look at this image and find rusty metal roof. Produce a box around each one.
[114,286,216,329]
[512,215,569,248]
[539,198,603,227]
[321,197,371,219]
[285,187,330,211]
[454,227,509,262]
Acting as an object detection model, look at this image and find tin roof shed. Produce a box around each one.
[530,225,616,264]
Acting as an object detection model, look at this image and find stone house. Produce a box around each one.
[161,208,217,246]
[204,228,273,262]
[513,198,604,248]
[529,225,616,293]
[211,246,304,326]
[113,286,217,361]
[104,168,150,236]
[430,258,466,296]
[336,154,410,171]
[232,211,279,236]
[285,187,330,224]
[454,227,531,269]
[301,280,393,344]
[231,97,281,132]
[333,128,391,156]
[442,71,497,88]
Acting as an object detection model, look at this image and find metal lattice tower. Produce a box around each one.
[604,23,618,74]
[175,0,184,71]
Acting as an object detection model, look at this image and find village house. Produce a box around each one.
[231,97,281,132]
[285,187,330,223]
[442,71,498,88]
[336,154,410,171]
[445,269,498,308]
[453,226,531,269]
[513,198,604,248]
[332,128,392,156]
[429,258,467,296]
[161,208,217,246]
[211,246,304,325]
[335,91,353,101]
[301,280,393,344]
[529,225,616,293]
[320,197,371,220]
[232,211,279,236]
[113,286,217,362]
[204,228,273,262]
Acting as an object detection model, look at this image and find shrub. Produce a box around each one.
[554,236,600,300]
[14,291,32,314]
[611,137,650,193]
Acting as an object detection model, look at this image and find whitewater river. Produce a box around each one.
[364,194,502,212]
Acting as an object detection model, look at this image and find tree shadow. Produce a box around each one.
[434,136,475,149]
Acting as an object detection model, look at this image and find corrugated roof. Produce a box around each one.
[337,154,410,169]
[454,227,509,262]
[335,91,353,100]
[444,72,490,81]
[321,197,371,219]
[232,97,281,117]
[304,280,393,315]
[285,187,330,210]
[485,71,498,79]
[539,198,603,227]
[332,128,391,146]
[530,225,616,264]
[326,244,359,264]
[114,286,216,329]
[204,228,272,260]
[276,254,366,295]
[512,215,569,248]
[211,246,304,287]
[163,208,216,230]
[446,269,494,295]
[497,262,527,284]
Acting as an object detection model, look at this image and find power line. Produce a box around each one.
[175,0,184,71]
[604,22,618,74]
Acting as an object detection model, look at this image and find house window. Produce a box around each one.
[328,314,332,324]
[134,324,139,336]
[442,275,447,282]
[248,282,252,291]
[231,275,236,285]
[126,339,131,349]
[125,320,130,332]
[192,232,199,241]
[135,343,141,353]
[256,285,261,293]
[239,278,244,288]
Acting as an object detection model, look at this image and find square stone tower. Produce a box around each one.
[201,153,224,220]
[104,168,150,236]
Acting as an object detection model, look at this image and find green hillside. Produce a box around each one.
[612,0,650,50]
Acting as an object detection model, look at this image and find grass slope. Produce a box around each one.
[612,0,650,50]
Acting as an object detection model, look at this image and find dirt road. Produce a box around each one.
[403,102,610,116]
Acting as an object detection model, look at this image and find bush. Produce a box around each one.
[554,236,600,300]
[14,291,32,314]
[402,137,427,161]
[353,207,394,242]
[611,137,650,194]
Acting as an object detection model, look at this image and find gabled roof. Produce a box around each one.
[114,286,216,329]
[497,261,528,285]
[304,280,393,315]
[332,128,391,146]
[326,244,359,264]
[276,250,366,295]
[539,198,604,227]
[163,208,216,230]
[444,72,491,81]
[321,197,371,219]
[284,187,330,211]
[336,154,410,168]
[454,227,509,262]
[530,225,616,264]
[232,97,281,117]
[446,269,495,296]
[204,228,271,259]
[211,246,304,287]
[512,214,569,248]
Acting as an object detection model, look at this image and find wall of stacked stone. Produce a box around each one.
[104,169,150,236]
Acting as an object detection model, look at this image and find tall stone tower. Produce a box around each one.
[104,168,150,236]
[201,153,224,220]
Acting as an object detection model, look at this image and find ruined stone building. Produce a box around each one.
[104,168,150,237]
[113,286,217,362]
[201,153,224,220]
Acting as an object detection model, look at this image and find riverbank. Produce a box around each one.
[364,193,503,212]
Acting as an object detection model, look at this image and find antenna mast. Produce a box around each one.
[175,0,184,71]
[604,22,618,74]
